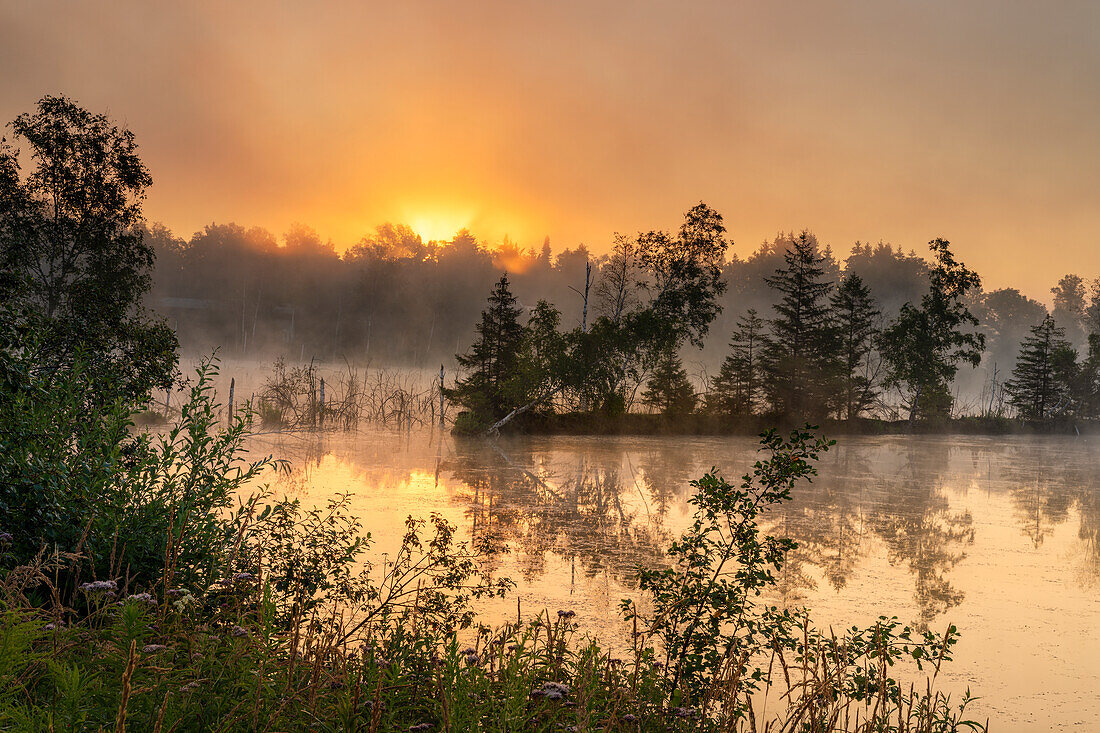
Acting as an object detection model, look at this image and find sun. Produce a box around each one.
[406,207,474,243]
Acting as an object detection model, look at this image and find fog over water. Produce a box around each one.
[245,427,1100,731]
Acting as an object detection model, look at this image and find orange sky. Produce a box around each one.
[3,1,1099,301]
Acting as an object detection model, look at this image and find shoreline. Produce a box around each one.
[489,413,1097,437]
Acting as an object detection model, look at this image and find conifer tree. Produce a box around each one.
[830,274,880,419]
[761,232,837,417]
[1006,314,1074,419]
[447,274,525,425]
[643,348,696,417]
[709,309,764,416]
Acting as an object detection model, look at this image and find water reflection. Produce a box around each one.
[258,431,1100,624]
[249,430,1100,730]
[445,438,669,587]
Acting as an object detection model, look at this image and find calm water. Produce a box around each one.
[247,429,1100,730]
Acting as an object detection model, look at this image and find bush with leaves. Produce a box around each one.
[622,426,982,730]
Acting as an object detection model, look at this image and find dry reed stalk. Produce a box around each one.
[114,639,137,733]
[152,690,170,733]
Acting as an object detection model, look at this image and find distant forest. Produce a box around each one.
[149,217,1097,416]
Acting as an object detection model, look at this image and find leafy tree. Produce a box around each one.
[1005,315,1074,419]
[760,231,837,418]
[516,299,568,409]
[709,309,764,416]
[636,202,729,349]
[0,95,177,400]
[1075,334,1100,418]
[642,348,696,417]
[880,239,985,422]
[579,203,729,415]
[830,273,880,419]
[1051,274,1087,345]
[446,274,525,429]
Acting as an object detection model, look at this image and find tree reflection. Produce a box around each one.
[445,439,669,587]
[870,442,974,626]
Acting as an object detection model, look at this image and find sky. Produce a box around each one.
[2,0,1099,300]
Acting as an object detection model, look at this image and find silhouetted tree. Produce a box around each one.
[761,231,837,418]
[830,273,880,419]
[447,275,525,428]
[642,348,696,417]
[0,95,177,399]
[880,239,984,422]
[637,202,729,349]
[1051,274,1087,346]
[1005,315,1074,419]
[709,309,764,416]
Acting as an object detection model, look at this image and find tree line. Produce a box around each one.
[447,214,1100,430]
[4,95,1099,428]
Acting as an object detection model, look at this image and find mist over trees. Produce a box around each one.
[146,207,1100,425]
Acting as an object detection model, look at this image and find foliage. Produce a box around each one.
[1005,315,1075,419]
[641,348,697,417]
[831,273,881,419]
[618,426,981,732]
[0,95,176,402]
[0,345,276,600]
[447,274,527,428]
[880,240,985,421]
[0,410,985,730]
[709,308,764,417]
[761,232,839,418]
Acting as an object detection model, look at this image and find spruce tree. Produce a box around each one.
[710,309,764,416]
[830,274,880,419]
[643,348,697,417]
[448,274,526,425]
[761,232,837,417]
[1005,314,1073,419]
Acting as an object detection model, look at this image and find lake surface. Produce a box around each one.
[247,429,1100,730]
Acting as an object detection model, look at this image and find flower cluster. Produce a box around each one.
[530,681,570,701]
[79,580,118,594]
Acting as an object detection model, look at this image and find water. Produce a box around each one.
[246,429,1100,730]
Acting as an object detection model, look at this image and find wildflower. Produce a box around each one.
[166,588,187,598]
[621,714,638,723]
[215,578,233,587]
[531,681,570,701]
[79,580,118,594]
[556,609,576,620]
[464,652,480,666]
[127,592,156,605]
[172,591,197,613]
[231,625,249,638]
[43,623,56,631]
[0,532,12,543]
[460,647,477,655]
[233,572,255,582]
[179,681,202,693]
[142,644,168,653]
